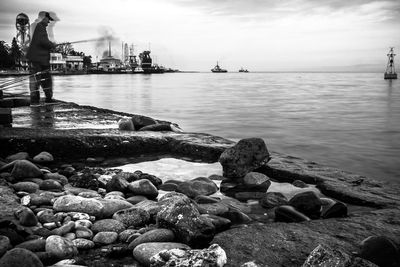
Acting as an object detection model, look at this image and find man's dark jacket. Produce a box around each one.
[26,21,55,65]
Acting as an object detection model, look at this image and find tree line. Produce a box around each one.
[0,38,92,70]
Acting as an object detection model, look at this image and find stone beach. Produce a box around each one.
[0,101,400,267]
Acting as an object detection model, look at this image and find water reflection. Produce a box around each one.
[30,104,55,128]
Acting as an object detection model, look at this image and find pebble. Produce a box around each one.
[0,235,11,257]
[93,232,118,245]
[45,235,78,260]
[72,238,95,250]
[0,248,44,267]
[92,219,126,234]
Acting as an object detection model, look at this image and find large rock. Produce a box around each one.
[15,239,46,252]
[53,195,104,217]
[359,236,400,267]
[12,182,39,193]
[112,207,151,228]
[275,205,310,223]
[0,248,44,267]
[218,138,270,179]
[98,198,134,218]
[156,192,215,247]
[260,192,288,209]
[32,151,54,163]
[131,115,157,130]
[10,160,42,180]
[150,243,227,267]
[132,242,190,267]
[0,235,11,257]
[72,238,95,250]
[45,235,78,260]
[106,175,130,193]
[92,231,118,245]
[177,177,218,198]
[5,152,29,161]
[289,191,322,218]
[14,207,38,226]
[128,228,175,249]
[128,179,158,199]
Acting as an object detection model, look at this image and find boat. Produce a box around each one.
[211,62,227,73]
[384,47,397,79]
[138,50,165,74]
[239,67,249,72]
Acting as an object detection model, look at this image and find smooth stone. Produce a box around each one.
[63,232,76,240]
[118,117,135,131]
[15,207,38,226]
[43,222,60,230]
[197,203,230,216]
[106,175,130,193]
[72,238,95,250]
[37,209,58,224]
[53,195,104,217]
[131,200,161,220]
[126,195,148,205]
[133,242,191,267]
[40,179,63,191]
[69,212,91,221]
[159,181,180,192]
[321,201,348,219]
[359,235,400,267]
[292,180,309,188]
[42,173,68,185]
[98,198,134,218]
[221,209,252,225]
[92,231,118,245]
[127,233,142,244]
[128,179,159,199]
[243,172,270,187]
[234,191,267,201]
[0,235,11,257]
[75,226,93,239]
[33,152,54,163]
[219,138,270,179]
[128,228,175,249]
[78,191,101,198]
[92,219,126,234]
[10,160,43,180]
[51,221,75,236]
[104,194,126,201]
[200,214,232,232]
[289,191,322,218]
[274,205,311,223]
[12,182,39,193]
[105,191,125,197]
[15,238,46,252]
[177,177,219,198]
[131,114,157,130]
[0,248,44,267]
[194,195,221,204]
[45,235,78,260]
[259,192,289,209]
[6,152,29,161]
[74,219,92,229]
[112,207,151,228]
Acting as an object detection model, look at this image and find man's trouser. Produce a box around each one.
[29,62,53,104]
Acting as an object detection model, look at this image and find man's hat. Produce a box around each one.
[45,12,54,21]
[39,11,54,21]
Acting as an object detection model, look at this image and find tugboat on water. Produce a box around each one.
[138,50,164,74]
[239,67,249,72]
[211,62,227,73]
[384,47,397,79]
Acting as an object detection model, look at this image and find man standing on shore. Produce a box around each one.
[26,11,56,105]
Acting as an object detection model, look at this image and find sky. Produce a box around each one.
[0,0,399,71]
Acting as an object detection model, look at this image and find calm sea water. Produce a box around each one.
[4,72,400,183]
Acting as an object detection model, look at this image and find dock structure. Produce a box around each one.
[384,47,397,79]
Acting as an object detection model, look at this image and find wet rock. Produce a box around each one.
[177,177,218,198]
[33,152,54,163]
[93,231,118,245]
[359,236,400,267]
[234,191,267,201]
[275,205,311,223]
[221,208,252,225]
[128,179,159,199]
[53,195,104,217]
[64,232,76,240]
[200,214,231,232]
[132,242,191,267]
[136,172,163,188]
[25,194,53,206]
[43,172,68,185]
[45,235,78,260]
[197,203,230,216]
[128,228,175,249]
[321,201,348,219]
[12,181,39,193]
[132,200,161,220]
[6,152,29,162]
[68,171,99,191]
[119,229,139,243]
[36,209,58,224]
[243,172,271,188]
[194,195,221,204]
[139,123,173,132]
[150,243,227,267]
[156,192,215,247]
[58,166,75,178]
[72,238,95,250]
[10,160,42,180]
[0,235,11,257]
[106,175,130,193]
[78,191,101,198]
[39,179,63,191]
[69,212,91,221]
[15,207,38,226]
[220,179,269,199]
[219,138,270,179]
[260,192,288,209]
[92,219,126,234]
[74,219,92,229]
[289,191,322,218]
[98,198,134,218]
[131,115,157,130]
[0,248,44,267]
[15,238,46,252]
[112,207,151,228]
[303,244,378,267]
[292,180,308,188]
[118,117,135,131]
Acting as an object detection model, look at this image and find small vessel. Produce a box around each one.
[211,62,227,73]
[138,51,165,74]
[239,67,249,72]
[384,47,397,79]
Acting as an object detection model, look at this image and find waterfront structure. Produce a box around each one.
[49,53,84,73]
[211,62,227,73]
[98,42,123,72]
[384,47,397,79]
[15,13,30,70]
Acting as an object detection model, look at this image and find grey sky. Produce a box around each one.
[0,0,399,71]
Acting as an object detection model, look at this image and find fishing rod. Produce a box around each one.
[56,36,115,47]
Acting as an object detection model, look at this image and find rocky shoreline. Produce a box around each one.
[0,102,399,267]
